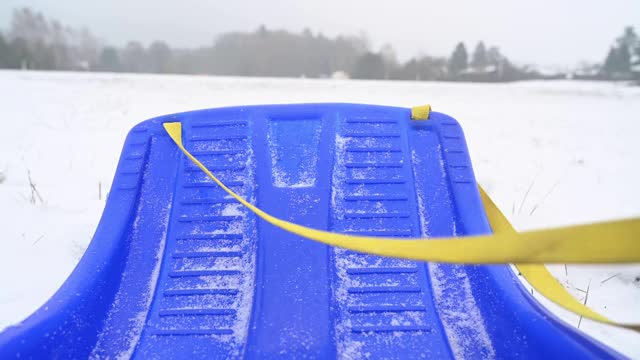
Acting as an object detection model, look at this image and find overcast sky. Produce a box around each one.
[1,0,638,67]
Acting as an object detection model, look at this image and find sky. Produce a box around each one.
[1,0,639,68]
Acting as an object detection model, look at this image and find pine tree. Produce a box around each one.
[602,26,637,76]
[0,33,8,68]
[351,52,385,79]
[603,47,618,75]
[121,42,146,72]
[9,37,31,68]
[486,46,502,66]
[448,42,468,76]
[471,41,488,70]
[616,26,637,49]
[148,41,172,73]
[615,45,631,73]
[97,46,121,72]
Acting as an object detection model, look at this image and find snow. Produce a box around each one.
[221,203,243,217]
[268,118,322,188]
[429,264,496,359]
[0,70,639,357]
[413,147,496,359]
[118,206,168,360]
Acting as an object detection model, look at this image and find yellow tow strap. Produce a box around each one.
[163,121,639,331]
[480,187,640,331]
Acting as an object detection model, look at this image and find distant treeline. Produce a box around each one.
[0,8,638,83]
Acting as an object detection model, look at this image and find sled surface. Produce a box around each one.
[0,104,619,358]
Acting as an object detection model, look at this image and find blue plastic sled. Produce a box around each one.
[0,104,621,358]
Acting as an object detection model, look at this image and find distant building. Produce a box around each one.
[331,71,349,80]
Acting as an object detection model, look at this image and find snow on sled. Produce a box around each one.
[0,104,620,358]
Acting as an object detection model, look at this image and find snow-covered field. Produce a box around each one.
[0,70,639,357]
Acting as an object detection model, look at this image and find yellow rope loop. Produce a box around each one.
[411,104,431,120]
